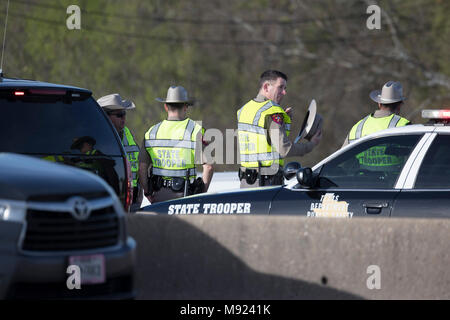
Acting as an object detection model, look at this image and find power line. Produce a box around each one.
[6,0,436,27]
[7,0,369,26]
[0,9,440,47]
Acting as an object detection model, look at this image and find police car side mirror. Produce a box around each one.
[283,162,302,180]
[296,167,314,188]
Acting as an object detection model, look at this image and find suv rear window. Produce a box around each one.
[0,95,122,156]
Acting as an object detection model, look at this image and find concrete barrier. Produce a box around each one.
[127,214,450,299]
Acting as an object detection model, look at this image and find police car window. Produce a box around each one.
[0,97,122,156]
[318,135,421,189]
[415,135,450,189]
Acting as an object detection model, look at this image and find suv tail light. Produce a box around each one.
[124,157,133,212]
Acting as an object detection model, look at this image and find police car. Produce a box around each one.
[141,110,450,218]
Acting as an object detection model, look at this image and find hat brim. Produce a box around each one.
[295,99,320,143]
[100,101,136,110]
[155,98,194,106]
[370,90,405,104]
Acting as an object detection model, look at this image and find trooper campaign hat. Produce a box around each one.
[97,93,136,111]
[370,81,406,104]
[295,99,323,143]
[156,86,194,106]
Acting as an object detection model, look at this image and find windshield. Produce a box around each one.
[0,96,122,156]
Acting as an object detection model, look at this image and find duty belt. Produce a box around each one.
[159,177,186,192]
[162,179,179,188]
[239,168,284,186]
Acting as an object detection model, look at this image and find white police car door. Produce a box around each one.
[272,134,424,217]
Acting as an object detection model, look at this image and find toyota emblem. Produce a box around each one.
[68,196,91,221]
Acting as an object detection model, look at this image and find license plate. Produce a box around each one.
[69,254,105,284]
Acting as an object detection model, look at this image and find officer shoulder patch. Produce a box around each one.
[271,114,284,125]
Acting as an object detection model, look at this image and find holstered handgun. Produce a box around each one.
[258,161,264,186]
[147,169,162,194]
[239,168,258,185]
[190,177,206,195]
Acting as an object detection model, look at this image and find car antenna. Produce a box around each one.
[0,0,11,80]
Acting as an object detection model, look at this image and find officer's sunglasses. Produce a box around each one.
[109,111,126,118]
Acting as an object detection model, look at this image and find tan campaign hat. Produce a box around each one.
[97,93,136,110]
[295,99,323,143]
[370,81,406,104]
[156,86,194,105]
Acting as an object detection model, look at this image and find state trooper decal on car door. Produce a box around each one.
[306,193,354,218]
[168,202,252,215]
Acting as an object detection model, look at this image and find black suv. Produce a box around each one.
[0,153,136,299]
[0,75,133,211]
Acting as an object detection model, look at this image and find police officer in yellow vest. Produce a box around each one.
[97,93,142,211]
[342,81,411,171]
[343,81,410,147]
[237,70,322,188]
[139,86,214,203]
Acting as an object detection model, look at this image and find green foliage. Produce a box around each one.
[1,0,448,170]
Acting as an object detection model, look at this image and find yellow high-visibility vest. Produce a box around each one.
[237,99,291,168]
[349,113,410,141]
[122,126,140,187]
[144,118,203,180]
[349,114,410,169]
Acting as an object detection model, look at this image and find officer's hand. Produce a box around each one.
[310,129,322,146]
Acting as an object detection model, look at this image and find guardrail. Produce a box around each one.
[128,213,450,299]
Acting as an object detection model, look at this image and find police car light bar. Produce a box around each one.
[422,109,450,119]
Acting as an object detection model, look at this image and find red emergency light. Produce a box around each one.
[441,110,450,119]
[422,109,450,120]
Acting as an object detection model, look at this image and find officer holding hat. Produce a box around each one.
[97,93,142,211]
[342,81,411,147]
[139,86,214,203]
[237,70,322,188]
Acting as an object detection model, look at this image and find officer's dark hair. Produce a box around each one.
[166,103,187,111]
[381,101,403,112]
[259,70,288,89]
